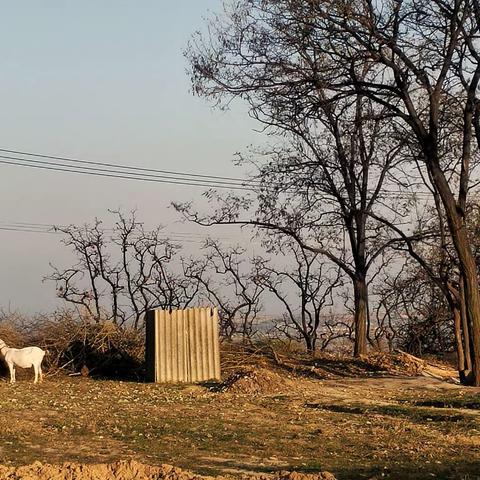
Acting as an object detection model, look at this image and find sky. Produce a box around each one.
[0,1,263,314]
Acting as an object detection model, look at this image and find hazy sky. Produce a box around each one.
[0,2,262,313]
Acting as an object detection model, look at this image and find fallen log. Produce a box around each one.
[395,349,459,382]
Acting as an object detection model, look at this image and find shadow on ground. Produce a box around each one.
[304,402,477,427]
[196,456,480,480]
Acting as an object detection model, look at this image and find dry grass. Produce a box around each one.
[0,368,478,480]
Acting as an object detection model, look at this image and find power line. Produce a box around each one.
[0,221,234,239]
[0,221,247,245]
[0,147,261,185]
[0,146,436,198]
[0,226,57,234]
[0,155,254,191]
[0,226,209,244]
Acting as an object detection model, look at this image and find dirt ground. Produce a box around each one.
[0,355,478,480]
[0,460,337,480]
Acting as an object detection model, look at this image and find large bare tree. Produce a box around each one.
[183,2,415,356]
[185,0,480,384]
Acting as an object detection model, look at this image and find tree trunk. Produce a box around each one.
[353,276,368,356]
[429,162,480,386]
[459,276,474,382]
[460,267,480,386]
[453,301,466,380]
[440,215,480,385]
[304,335,315,355]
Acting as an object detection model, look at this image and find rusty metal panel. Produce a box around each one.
[145,307,221,383]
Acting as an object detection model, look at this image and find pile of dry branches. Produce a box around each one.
[0,310,145,379]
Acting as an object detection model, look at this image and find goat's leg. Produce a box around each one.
[8,363,15,384]
[34,364,43,383]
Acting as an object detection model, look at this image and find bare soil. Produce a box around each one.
[0,460,336,480]
[0,352,478,480]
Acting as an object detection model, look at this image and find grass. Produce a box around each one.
[0,373,478,479]
[408,395,480,410]
[306,402,477,431]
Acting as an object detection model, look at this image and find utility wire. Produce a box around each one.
[0,221,234,239]
[0,228,252,246]
[0,147,435,197]
[0,155,254,191]
[0,147,261,185]
[0,225,208,244]
[0,226,57,234]
[0,221,247,245]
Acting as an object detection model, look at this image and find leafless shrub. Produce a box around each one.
[0,310,29,348]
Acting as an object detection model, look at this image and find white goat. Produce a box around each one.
[0,339,45,383]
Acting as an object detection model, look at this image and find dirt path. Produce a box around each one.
[312,375,467,403]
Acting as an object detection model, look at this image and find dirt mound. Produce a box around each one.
[0,461,336,480]
[272,471,336,480]
[218,367,294,395]
[0,460,203,480]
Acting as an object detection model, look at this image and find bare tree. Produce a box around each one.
[253,238,345,353]
[48,211,200,329]
[182,2,420,357]
[183,239,264,339]
[185,0,480,384]
[375,256,454,356]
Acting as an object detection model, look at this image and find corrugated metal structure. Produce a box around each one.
[145,307,221,383]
